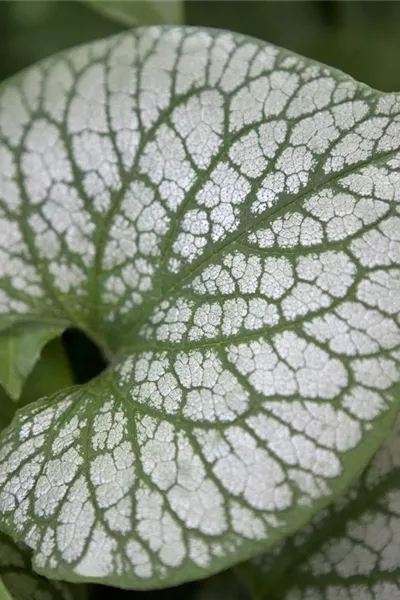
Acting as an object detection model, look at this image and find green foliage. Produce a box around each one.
[0,25,399,593]
[0,323,65,400]
[0,532,88,600]
[88,0,184,26]
[0,338,73,431]
[0,1,124,82]
[0,577,12,600]
[186,1,400,92]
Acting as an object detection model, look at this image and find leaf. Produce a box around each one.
[0,323,66,400]
[0,531,87,600]
[0,345,84,600]
[87,0,184,26]
[0,26,399,590]
[19,338,74,408]
[0,338,74,431]
[239,413,400,600]
[0,577,13,600]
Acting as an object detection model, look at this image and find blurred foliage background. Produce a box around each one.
[1,1,400,598]
[1,1,400,92]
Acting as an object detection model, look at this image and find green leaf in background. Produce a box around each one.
[186,1,323,69]
[0,337,73,431]
[0,1,124,83]
[0,26,399,590]
[239,413,400,600]
[0,577,12,600]
[186,1,400,93]
[0,323,66,400]
[0,531,87,600]
[87,0,183,26]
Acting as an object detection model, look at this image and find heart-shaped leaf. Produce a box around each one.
[0,26,399,590]
[239,413,400,600]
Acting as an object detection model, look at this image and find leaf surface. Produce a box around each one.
[240,413,400,600]
[87,0,184,26]
[0,26,399,589]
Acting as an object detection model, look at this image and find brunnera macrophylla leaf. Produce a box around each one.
[0,323,66,400]
[240,413,400,600]
[0,25,399,590]
[87,0,184,27]
[0,532,88,600]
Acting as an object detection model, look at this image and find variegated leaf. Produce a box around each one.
[0,26,399,590]
[240,413,400,600]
